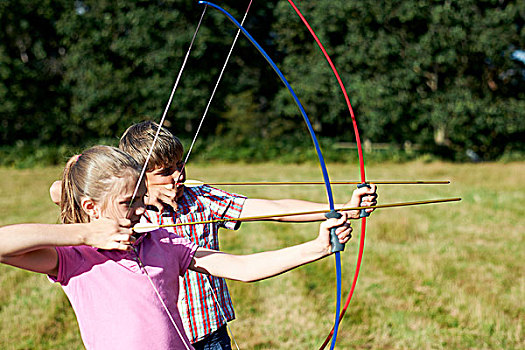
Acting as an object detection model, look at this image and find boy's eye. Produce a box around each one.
[155,162,183,177]
[156,167,173,176]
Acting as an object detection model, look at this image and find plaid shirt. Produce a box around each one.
[141,185,246,343]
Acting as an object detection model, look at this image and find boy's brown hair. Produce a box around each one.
[119,121,184,171]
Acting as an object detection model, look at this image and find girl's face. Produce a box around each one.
[99,174,146,226]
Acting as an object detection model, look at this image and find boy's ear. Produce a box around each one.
[81,198,100,219]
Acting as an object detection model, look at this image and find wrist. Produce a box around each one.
[310,238,331,258]
[75,223,90,246]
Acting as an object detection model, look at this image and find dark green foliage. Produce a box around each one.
[0,0,70,146]
[0,0,523,165]
[273,0,525,161]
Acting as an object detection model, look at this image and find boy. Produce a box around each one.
[51,121,377,349]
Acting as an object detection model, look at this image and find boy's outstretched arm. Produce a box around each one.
[240,184,377,222]
[189,214,351,282]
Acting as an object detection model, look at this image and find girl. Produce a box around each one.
[0,145,351,350]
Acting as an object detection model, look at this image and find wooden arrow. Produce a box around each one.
[133,197,461,232]
[180,179,450,187]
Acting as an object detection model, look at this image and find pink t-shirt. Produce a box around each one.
[49,228,198,350]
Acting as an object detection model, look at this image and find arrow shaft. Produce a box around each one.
[134,197,461,231]
[189,180,450,186]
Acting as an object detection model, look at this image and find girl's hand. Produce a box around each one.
[83,218,135,251]
[343,184,378,219]
[317,213,352,254]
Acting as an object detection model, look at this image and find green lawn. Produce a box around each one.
[0,161,523,349]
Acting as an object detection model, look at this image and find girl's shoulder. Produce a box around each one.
[51,245,101,284]
[141,228,198,273]
[55,244,97,258]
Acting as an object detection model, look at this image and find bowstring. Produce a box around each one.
[178,0,253,179]
[196,2,342,349]
[132,247,192,350]
[126,5,208,346]
[177,3,253,349]
[205,275,241,350]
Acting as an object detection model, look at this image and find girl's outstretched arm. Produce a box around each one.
[189,214,351,282]
[0,218,134,276]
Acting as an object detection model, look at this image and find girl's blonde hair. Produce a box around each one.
[60,145,141,224]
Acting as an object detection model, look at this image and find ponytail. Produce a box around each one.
[61,155,89,224]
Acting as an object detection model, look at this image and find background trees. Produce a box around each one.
[1,0,523,163]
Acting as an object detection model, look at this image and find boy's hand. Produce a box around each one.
[317,213,352,254]
[83,218,135,251]
[342,184,378,219]
[144,183,179,212]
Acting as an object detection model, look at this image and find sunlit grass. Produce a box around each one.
[0,161,523,349]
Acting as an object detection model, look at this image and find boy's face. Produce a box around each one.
[144,160,186,211]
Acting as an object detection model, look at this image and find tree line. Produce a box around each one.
[1,0,523,164]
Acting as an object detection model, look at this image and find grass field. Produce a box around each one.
[0,161,523,349]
